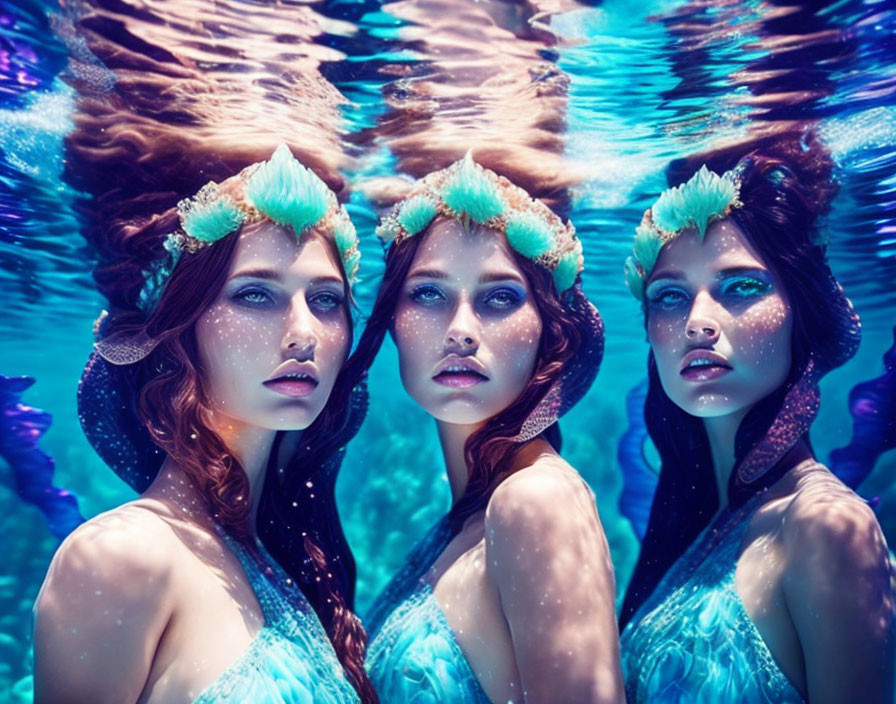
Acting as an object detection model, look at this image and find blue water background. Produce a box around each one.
[1,0,895,699]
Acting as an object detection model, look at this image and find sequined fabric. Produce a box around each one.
[365,582,491,704]
[620,493,804,704]
[193,527,359,703]
[365,516,491,704]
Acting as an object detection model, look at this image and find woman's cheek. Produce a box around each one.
[486,307,542,379]
[733,296,792,369]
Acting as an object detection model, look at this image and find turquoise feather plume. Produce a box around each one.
[333,219,358,257]
[245,144,332,234]
[553,247,581,293]
[505,211,555,258]
[397,195,438,236]
[180,188,244,244]
[651,165,738,239]
[624,256,645,301]
[441,153,505,224]
[632,222,663,274]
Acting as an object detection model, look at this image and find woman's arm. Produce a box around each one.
[33,511,174,704]
[485,461,625,704]
[783,492,896,704]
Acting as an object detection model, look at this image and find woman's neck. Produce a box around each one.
[702,408,749,510]
[213,415,276,531]
[149,415,276,534]
[436,419,485,504]
[703,409,815,510]
[435,420,556,506]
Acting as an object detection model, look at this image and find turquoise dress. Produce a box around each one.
[365,516,493,703]
[192,527,360,703]
[620,494,804,704]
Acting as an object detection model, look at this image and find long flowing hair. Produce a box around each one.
[344,218,593,533]
[91,203,376,702]
[619,132,853,627]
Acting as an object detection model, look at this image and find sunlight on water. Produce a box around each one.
[0,0,895,698]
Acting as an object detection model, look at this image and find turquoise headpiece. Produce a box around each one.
[375,153,584,294]
[624,164,743,300]
[137,144,360,312]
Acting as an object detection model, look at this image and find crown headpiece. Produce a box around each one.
[375,153,584,293]
[137,144,360,313]
[624,164,744,300]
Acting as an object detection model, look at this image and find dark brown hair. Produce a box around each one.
[620,131,855,627]
[89,205,376,702]
[344,218,595,531]
[60,1,376,696]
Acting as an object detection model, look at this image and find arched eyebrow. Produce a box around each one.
[646,269,684,282]
[406,268,447,281]
[227,268,344,287]
[715,266,769,280]
[228,267,281,282]
[479,271,526,286]
[648,266,769,284]
[405,268,525,285]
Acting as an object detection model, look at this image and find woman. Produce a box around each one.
[33,145,376,703]
[351,154,624,703]
[619,135,895,703]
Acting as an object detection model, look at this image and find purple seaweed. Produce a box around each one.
[617,377,657,541]
[0,374,83,539]
[830,326,896,490]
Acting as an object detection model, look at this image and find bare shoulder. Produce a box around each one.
[33,503,180,703]
[781,467,888,572]
[485,453,597,533]
[38,502,179,605]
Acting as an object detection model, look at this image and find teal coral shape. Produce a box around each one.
[179,185,245,244]
[651,165,738,239]
[333,219,358,257]
[624,256,645,301]
[440,153,505,224]
[397,194,438,236]
[505,210,555,259]
[632,221,663,275]
[553,242,582,293]
[246,143,332,235]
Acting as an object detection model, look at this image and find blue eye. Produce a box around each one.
[309,291,343,313]
[482,287,523,310]
[647,287,689,311]
[409,284,446,305]
[721,276,771,299]
[233,286,275,307]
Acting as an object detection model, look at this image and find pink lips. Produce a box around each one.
[264,378,318,397]
[264,359,319,398]
[679,348,732,382]
[432,356,489,389]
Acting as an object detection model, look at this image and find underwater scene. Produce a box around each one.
[1,0,896,700]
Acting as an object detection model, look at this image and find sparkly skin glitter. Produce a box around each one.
[197,221,350,436]
[645,218,792,422]
[393,218,542,426]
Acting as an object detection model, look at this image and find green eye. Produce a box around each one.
[722,277,771,299]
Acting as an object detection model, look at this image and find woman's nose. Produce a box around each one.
[685,292,721,345]
[443,301,480,355]
[282,301,317,360]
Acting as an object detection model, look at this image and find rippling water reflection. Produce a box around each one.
[0,0,894,698]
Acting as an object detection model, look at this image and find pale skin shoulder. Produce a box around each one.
[781,469,896,704]
[484,453,625,704]
[33,503,178,704]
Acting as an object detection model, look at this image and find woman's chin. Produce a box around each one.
[678,394,745,419]
[427,400,496,426]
